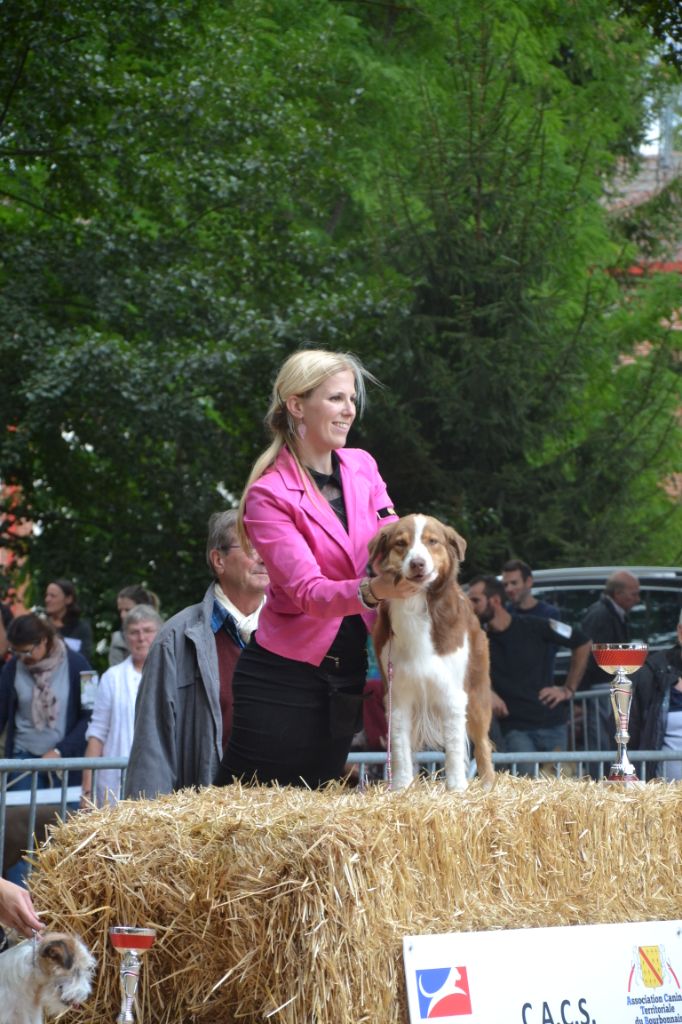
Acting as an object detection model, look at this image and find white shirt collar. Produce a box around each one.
[214,583,264,643]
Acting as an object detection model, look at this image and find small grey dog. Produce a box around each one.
[0,931,95,1024]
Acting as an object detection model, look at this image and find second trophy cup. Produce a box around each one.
[591,641,647,784]
[109,926,156,1024]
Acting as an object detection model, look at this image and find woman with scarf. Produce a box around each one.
[0,613,92,788]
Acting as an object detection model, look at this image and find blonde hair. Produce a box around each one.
[237,349,377,546]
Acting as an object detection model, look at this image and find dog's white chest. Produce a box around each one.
[383,595,469,691]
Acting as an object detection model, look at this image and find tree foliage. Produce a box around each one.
[621,0,682,69]
[346,0,682,571]
[0,0,392,633]
[1,0,680,652]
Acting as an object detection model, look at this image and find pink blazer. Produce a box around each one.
[244,446,396,665]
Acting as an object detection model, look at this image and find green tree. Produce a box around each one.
[1,0,680,657]
[0,0,394,641]
[346,0,682,571]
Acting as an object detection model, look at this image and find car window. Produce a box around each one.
[534,585,680,650]
[644,592,681,648]
[534,587,602,631]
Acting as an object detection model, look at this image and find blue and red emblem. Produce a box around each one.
[416,966,473,1018]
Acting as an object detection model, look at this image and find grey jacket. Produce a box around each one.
[124,584,224,798]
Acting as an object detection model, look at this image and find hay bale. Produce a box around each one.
[28,775,682,1023]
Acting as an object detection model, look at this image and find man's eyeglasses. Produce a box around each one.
[8,641,40,660]
[219,544,256,559]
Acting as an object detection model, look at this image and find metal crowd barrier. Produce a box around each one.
[2,692,681,880]
[0,756,128,878]
[568,683,613,750]
[349,686,680,782]
[346,749,682,785]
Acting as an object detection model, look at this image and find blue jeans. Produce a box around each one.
[503,724,568,776]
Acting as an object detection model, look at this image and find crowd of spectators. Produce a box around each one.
[1,556,677,801]
[0,347,679,929]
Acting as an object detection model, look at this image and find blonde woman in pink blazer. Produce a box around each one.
[215,349,419,788]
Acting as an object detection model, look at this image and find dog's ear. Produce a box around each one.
[40,937,74,972]
[444,525,467,562]
[368,522,394,572]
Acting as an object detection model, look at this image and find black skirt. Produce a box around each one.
[215,620,367,789]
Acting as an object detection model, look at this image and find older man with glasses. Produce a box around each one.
[125,510,268,798]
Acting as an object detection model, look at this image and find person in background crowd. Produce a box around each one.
[346,638,389,785]
[0,601,11,661]
[44,578,93,661]
[467,575,591,774]
[502,558,560,684]
[0,614,92,787]
[214,348,418,791]
[125,510,268,798]
[82,604,162,806]
[579,570,641,775]
[502,559,560,623]
[108,584,160,666]
[629,610,682,780]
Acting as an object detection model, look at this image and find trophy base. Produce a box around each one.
[607,764,640,786]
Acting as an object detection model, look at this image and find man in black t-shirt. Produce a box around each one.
[467,575,591,773]
[502,558,561,686]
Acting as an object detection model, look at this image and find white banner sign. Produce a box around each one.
[403,920,682,1024]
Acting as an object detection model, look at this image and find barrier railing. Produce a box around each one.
[2,711,680,879]
[346,749,682,785]
[0,757,128,878]
[569,684,613,750]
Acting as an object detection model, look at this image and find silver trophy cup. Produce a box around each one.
[109,926,156,1023]
[592,642,648,783]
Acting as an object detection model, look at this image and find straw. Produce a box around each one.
[28,775,682,1023]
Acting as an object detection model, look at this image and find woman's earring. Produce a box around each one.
[297,421,307,440]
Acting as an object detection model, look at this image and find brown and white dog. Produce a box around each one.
[0,932,95,1024]
[369,514,494,792]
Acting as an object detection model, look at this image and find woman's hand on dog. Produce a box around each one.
[368,573,424,602]
[0,879,43,937]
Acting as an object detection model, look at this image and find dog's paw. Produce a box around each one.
[389,772,415,791]
[477,772,495,793]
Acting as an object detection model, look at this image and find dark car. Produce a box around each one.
[530,565,682,681]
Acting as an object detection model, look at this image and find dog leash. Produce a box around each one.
[386,637,393,789]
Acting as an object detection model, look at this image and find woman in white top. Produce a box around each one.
[108,584,160,666]
[81,605,162,806]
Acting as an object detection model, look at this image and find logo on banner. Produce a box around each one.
[628,944,681,992]
[416,966,473,1018]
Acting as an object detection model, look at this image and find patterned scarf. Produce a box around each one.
[26,636,65,730]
